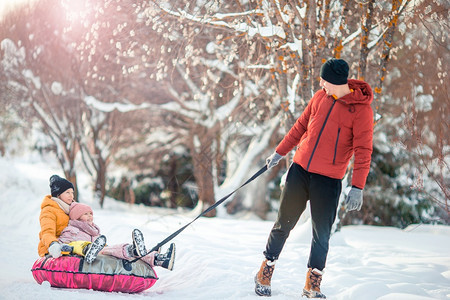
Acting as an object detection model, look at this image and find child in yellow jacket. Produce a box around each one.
[38,175,74,257]
[38,175,106,263]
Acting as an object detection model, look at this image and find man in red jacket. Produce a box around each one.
[254,58,373,299]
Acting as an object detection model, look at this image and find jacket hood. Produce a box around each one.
[340,79,373,105]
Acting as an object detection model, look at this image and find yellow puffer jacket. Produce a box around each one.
[38,195,69,256]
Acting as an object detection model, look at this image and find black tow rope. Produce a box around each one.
[131,165,268,263]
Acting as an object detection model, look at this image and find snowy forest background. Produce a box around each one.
[0,0,448,228]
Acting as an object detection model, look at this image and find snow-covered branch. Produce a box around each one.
[155,2,286,39]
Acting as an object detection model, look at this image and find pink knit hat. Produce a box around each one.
[69,202,93,220]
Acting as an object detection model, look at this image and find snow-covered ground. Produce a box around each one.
[0,154,449,300]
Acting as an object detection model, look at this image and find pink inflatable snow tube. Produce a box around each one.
[31,254,158,293]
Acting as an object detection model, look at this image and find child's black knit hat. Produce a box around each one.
[49,175,74,197]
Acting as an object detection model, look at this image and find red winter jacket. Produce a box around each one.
[276,79,373,189]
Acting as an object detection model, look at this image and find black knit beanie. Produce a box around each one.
[320,58,349,85]
[49,175,74,197]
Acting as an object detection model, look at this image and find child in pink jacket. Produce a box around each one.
[59,202,175,270]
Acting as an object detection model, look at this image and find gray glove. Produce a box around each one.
[48,241,62,258]
[344,187,363,212]
[266,152,283,170]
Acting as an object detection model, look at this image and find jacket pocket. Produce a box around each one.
[333,128,341,165]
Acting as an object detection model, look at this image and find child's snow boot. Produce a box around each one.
[302,268,326,299]
[254,258,276,296]
[154,243,175,271]
[84,235,107,264]
[68,241,91,256]
[132,229,147,256]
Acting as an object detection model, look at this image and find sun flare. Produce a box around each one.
[0,0,37,20]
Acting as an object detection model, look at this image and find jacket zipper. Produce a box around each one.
[333,128,341,165]
[306,98,336,171]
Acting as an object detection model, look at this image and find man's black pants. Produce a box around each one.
[264,162,342,270]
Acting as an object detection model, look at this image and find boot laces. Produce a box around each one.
[155,245,173,262]
[156,251,169,261]
[310,271,322,291]
[262,263,274,282]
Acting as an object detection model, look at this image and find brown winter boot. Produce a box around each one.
[254,259,276,296]
[302,268,326,298]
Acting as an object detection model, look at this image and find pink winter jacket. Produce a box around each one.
[58,220,101,243]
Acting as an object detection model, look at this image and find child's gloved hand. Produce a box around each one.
[60,244,74,255]
[48,242,62,258]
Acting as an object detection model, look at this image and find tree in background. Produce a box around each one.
[0,0,157,206]
[337,0,449,227]
[1,0,447,224]
[379,0,449,220]
[1,1,83,196]
[67,0,283,216]
[144,0,425,221]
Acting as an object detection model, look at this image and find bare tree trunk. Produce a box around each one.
[359,0,375,80]
[249,175,271,219]
[191,129,216,217]
[251,163,283,219]
[168,158,178,208]
[96,157,107,208]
